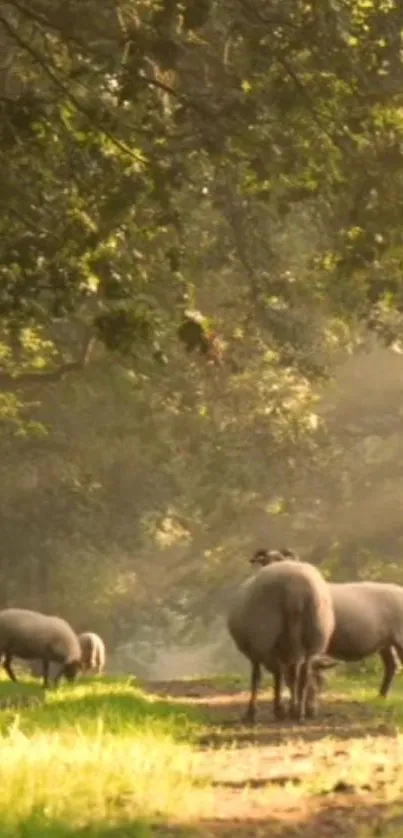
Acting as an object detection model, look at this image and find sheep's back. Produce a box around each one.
[329,582,403,658]
[0,609,81,663]
[227,560,334,665]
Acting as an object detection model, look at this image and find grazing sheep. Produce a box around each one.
[27,631,105,680]
[251,548,403,698]
[0,608,82,688]
[79,632,105,674]
[227,559,335,722]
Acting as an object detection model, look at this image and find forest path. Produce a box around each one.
[143,676,403,837]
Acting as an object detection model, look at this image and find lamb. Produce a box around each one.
[251,548,403,698]
[79,632,106,674]
[227,559,335,722]
[0,608,82,688]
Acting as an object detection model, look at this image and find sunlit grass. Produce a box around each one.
[1,670,403,836]
[0,724,211,835]
[0,677,211,837]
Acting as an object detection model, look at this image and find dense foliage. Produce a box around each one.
[1,0,403,670]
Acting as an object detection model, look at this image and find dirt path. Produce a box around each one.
[143,677,403,837]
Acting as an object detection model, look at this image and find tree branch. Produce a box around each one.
[0,334,96,392]
[0,12,146,165]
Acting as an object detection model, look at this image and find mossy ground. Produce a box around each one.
[0,666,403,836]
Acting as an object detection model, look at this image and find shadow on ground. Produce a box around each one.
[153,801,403,837]
[142,677,399,748]
[12,799,403,837]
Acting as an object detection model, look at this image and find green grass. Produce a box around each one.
[2,669,403,837]
[0,676,209,837]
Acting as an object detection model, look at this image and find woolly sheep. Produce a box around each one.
[27,631,106,680]
[0,608,82,688]
[227,559,335,722]
[251,548,403,697]
[79,632,106,674]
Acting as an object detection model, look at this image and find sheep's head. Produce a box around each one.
[249,547,300,567]
[284,657,338,716]
[63,660,82,682]
[311,656,338,691]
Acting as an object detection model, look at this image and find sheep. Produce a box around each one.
[227,559,335,722]
[0,608,82,688]
[79,632,106,675]
[26,632,105,680]
[251,548,403,698]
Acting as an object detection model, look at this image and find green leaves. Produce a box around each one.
[95,307,154,354]
[0,0,402,378]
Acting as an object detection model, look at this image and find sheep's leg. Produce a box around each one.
[273,667,286,720]
[243,662,261,724]
[287,662,300,720]
[306,657,337,715]
[305,678,318,719]
[42,659,50,689]
[52,663,65,688]
[296,659,311,722]
[3,654,17,683]
[379,647,399,697]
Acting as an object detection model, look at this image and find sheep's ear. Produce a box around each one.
[279,547,300,561]
[250,549,269,565]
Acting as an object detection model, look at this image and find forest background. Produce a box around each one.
[1,0,403,677]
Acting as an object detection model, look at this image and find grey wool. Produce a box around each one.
[251,550,403,699]
[227,559,335,722]
[0,608,82,688]
[327,581,403,696]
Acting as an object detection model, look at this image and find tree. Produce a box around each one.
[0,0,402,395]
[1,1,403,662]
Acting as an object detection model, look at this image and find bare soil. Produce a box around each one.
[142,677,403,837]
